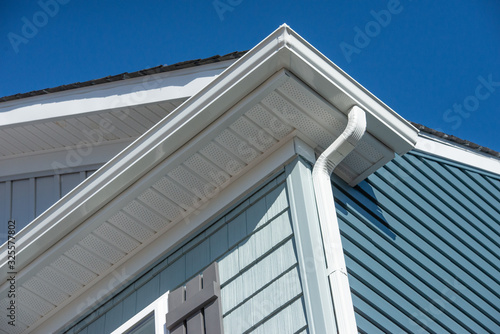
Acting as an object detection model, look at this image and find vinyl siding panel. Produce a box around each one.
[334,151,500,333]
[63,171,308,334]
[0,167,100,244]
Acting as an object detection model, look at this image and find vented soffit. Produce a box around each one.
[0,24,418,333]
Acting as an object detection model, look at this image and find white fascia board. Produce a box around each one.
[281,28,418,155]
[414,134,500,175]
[0,61,234,127]
[27,137,301,334]
[0,26,291,277]
[0,24,418,282]
[0,69,292,290]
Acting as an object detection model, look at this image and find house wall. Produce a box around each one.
[334,151,500,333]
[0,165,100,244]
[48,147,499,334]
[61,169,309,334]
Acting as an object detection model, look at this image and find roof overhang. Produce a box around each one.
[0,24,418,333]
[414,132,500,175]
[0,61,234,177]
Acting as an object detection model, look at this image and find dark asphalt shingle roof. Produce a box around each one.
[0,51,247,103]
[1,51,497,160]
[410,122,499,159]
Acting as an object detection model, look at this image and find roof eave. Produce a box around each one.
[0,23,418,285]
[0,25,293,278]
[280,25,418,155]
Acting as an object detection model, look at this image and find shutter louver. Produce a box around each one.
[166,262,223,334]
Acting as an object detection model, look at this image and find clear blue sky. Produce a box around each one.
[1,0,499,151]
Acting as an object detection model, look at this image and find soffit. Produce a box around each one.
[0,60,236,164]
[0,99,185,161]
[0,72,393,333]
[0,24,419,333]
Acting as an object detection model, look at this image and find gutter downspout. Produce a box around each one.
[312,105,366,333]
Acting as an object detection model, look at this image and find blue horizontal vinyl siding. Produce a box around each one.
[63,171,308,334]
[333,151,500,333]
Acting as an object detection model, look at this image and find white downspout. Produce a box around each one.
[312,105,366,334]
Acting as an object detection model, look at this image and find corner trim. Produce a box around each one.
[26,137,300,334]
[285,156,337,334]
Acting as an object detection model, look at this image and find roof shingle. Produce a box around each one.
[0,51,247,103]
[410,121,499,159]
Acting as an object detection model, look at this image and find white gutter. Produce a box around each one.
[312,105,367,333]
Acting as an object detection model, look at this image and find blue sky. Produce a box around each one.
[1,0,499,151]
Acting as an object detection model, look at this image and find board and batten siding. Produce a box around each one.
[334,151,500,333]
[0,167,100,244]
[62,170,308,334]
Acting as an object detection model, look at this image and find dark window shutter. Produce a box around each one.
[166,262,223,334]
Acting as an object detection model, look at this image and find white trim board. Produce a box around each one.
[30,137,302,334]
[0,61,234,127]
[111,291,169,334]
[414,134,500,176]
[0,24,419,333]
[0,28,418,278]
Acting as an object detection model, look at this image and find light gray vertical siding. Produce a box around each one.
[333,151,500,333]
[11,178,33,231]
[0,167,99,243]
[60,172,84,197]
[35,176,56,216]
[62,170,308,334]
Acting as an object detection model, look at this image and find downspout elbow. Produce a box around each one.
[312,105,366,333]
[313,106,367,177]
